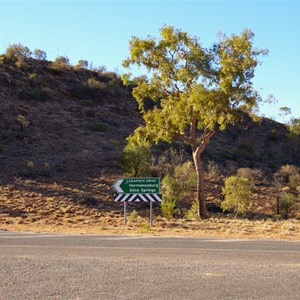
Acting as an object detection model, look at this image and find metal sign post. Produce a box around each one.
[150,202,153,226]
[124,202,127,225]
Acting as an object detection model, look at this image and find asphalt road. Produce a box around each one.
[0,231,300,300]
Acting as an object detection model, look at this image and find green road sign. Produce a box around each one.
[113,178,160,194]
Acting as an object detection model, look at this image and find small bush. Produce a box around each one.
[119,140,151,177]
[185,201,199,220]
[278,192,297,219]
[161,197,177,220]
[160,162,196,219]
[91,122,108,132]
[221,175,251,217]
[288,173,300,190]
[274,164,300,186]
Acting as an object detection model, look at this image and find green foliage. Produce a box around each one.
[185,201,199,220]
[278,192,297,219]
[33,49,47,60]
[86,78,106,90]
[221,175,251,217]
[119,138,151,177]
[91,122,108,132]
[160,161,196,219]
[123,25,266,144]
[161,175,178,220]
[123,25,266,219]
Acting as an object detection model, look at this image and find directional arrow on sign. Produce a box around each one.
[113,179,123,193]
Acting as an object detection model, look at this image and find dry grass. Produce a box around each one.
[0,176,299,240]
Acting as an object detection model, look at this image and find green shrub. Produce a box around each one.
[278,192,297,219]
[185,201,199,220]
[161,175,178,220]
[119,140,151,177]
[221,175,251,217]
[91,122,108,132]
[160,162,196,219]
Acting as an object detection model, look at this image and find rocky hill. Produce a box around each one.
[0,55,299,230]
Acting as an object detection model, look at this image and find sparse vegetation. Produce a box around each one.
[0,38,299,239]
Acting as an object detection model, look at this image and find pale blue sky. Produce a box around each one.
[0,1,299,121]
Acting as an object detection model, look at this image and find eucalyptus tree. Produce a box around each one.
[123,25,267,219]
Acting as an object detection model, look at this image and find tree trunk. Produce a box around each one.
[193,148,208,219]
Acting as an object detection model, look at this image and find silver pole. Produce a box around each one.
[124,202,127,225]
[150,201,153,226]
